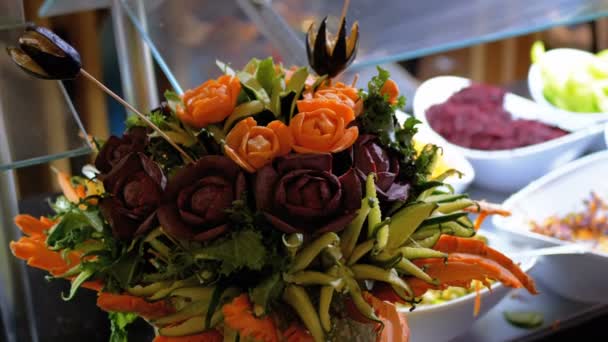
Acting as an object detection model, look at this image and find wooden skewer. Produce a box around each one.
[341,0,350,22]
[351,73,359,87]
[79,69,194,164]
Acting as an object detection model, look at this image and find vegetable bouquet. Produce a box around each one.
[8,21,536,342]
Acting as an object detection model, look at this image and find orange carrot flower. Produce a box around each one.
[301,81,361,117]
[290,105,358,154]
[380,79,399,105]
[177,75,241,129]
[224,117,293,173]
[222,294,279,342]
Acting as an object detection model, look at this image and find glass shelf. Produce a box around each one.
[0,25,92,171]
[123,0,608,92]
[38,0,110,17]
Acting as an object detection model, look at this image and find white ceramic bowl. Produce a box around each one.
[396,111,475,194]
[493,151,608,303]
[528,48,608,125]
[405,231,537,342]
[413,76,603,193]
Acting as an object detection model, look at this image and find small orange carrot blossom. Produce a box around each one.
[379,79,399,105]
[224,117,293,173]
[222,294,279,342]
[177,75,241,129]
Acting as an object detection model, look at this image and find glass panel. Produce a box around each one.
[273,0,608,69]
[0,25,92,171]
[121,0,275,93]
[124,0,608,90]
[38,0,109,17]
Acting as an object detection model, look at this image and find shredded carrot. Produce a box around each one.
[152,330,223,342]
[473,281,482,317]
[474,212,489,231]
[97,292,174,320]
[283,324,314,342]
[431,235,537,294]
[222,294,279,342]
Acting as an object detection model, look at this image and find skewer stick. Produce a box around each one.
[351,73,359,87]
[341,0,350,22]
[79,69,194,164]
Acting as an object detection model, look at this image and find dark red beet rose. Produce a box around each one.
[99,152,165,240]
[352,134,409,203]
[157,156,246,241]
[255,154,361,234]
[95,127,148,173]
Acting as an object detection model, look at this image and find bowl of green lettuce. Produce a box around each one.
[528,41,608,128]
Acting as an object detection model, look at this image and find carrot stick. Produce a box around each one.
[473,281,482,317]
[97,293,174,320]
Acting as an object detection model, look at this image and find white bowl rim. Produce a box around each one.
[528,47,608,116]
[413,75,604,160]
[493,150,608,258]
[405,231,537,313]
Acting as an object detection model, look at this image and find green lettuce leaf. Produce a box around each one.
[194,230,267,276]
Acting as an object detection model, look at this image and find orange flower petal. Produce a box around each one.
[226,117,257,148]
[224,145,255,173]
[14,214,54,237]
[329,126,359,153]
[297,99,355,124]
[267,120,293,156]
[10,236,80,276]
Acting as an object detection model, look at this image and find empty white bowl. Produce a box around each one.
[493,151,608,303]
[396,111,475,194]
[413,76,603,193]
[405,231,537,342]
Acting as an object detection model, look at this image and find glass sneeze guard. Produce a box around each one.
[121,0,608,91]
[0,24,92,172]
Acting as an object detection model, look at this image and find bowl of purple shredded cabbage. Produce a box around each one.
[413,76,603,192]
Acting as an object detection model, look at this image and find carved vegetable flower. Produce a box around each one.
[302,81,362,118]
[351,134,409,203]
[176,75,241,129]
[95,127,148,173]
[255,154,361,234]
[99,153,166,240]
[306,17,359,78]
[224,117,293,173]
[157,156,246,241]
[290,101,359,154]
